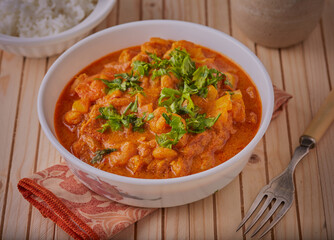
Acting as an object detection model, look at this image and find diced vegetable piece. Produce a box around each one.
[171,40,205,60]
[127,155,144,174]
[147,159,169,175]
[170,157,187,177]
[109,142,137,166]
[206,85,218,101]
[214,94,232,123]
[138,103,153,117]
[152,147,178,159]
[141,37,172,57]
[119,49,138,63]
[149,107,170,134]
[161,75,174,89]
[231,90,246,122]
[224,72,237,90]
[72,99,90,113]
[71,74,87,93]
[64,111,82,125]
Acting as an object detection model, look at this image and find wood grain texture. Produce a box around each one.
[2,58,47,239]
[164,205,189,240]
[137,209,162,240]
[142,0,163,20]
[162,1,193,239]
[215,178,243,240]
[28,56,61,240]
[0,53,24,236]
[281,42,327,240]
[302,23,334,240]
[109,1,140,239]
[118,0,140,23]
[1,1,333,239]
[229,2,272,239]
[112,224,135,240]
[206,1,243,239]
[322,0,334,87]
[256,45,300,239]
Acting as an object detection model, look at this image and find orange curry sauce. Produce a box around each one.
[55,38,262,179]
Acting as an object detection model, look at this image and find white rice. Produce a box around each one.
[0,0,97,38]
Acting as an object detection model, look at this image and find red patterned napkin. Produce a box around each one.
[17,86,291,240]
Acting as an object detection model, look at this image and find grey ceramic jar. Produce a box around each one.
[232,0,325,48]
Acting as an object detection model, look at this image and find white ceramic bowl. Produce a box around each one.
[0,0,116,58]
[38,20,274,208]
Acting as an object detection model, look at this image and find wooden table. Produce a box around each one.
[1,0,333,239]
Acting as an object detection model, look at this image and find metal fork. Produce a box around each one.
[236,90,334,238]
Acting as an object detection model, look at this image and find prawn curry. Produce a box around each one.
[55,38,262,179]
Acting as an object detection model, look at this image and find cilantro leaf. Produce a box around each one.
[158,88,182,113]
[132,61,150,76]
[151,68,169,80]
[192,66,226,97]
[97,97,150,133]
[96,106,123,132]
[97,71,144,95]
[91,148,117,164]
[169,48,196,81]
[147,113,154,121]
[186,113,221,133]
[123,95,139,114]
[156,113,187,148]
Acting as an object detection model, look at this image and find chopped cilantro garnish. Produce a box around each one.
[156,113,187,148]
[91,148,117,164]
[147,113,155,121]
[95,47,232,148]
[96,106,123,132]
[96,97,151,133]
[132,61,151,76]
[97,71,143,95]
[186,113,221,133]
[192,66,226,97]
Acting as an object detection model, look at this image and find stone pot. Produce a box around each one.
[232,0,325,48]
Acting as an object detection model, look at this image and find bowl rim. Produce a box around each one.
[0,0,116,45]
[38,19,274,186]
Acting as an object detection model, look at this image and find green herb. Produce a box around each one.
[156,113,187,148]
[158,88,182,113]
[91,148,117,164]
[224,79,233,88]
[169,48,196,82]
[132,53,170,79]
[132,61,151,76]
[97,71,143,95]
[123,95,138,114]
[192,66,226,97]
[151,68,169,80]
[97,47,229,143]
[132,113,147,132]
[147,113,154,121]
[96,106,123,132]
[148,53,170,69]
[186,113,221,133]
[97,97,151,133]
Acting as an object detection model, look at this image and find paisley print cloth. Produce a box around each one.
[17,86,290,240]
[18,164,155,240]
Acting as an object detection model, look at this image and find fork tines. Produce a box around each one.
[236,189,293,238]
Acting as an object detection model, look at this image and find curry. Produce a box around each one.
[55,38,262,179]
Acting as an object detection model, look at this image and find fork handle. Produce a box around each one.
[303,90,334,144]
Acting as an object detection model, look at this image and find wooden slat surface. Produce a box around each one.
[0,1,333,239]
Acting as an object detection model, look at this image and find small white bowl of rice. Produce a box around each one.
[0,0,116,58]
